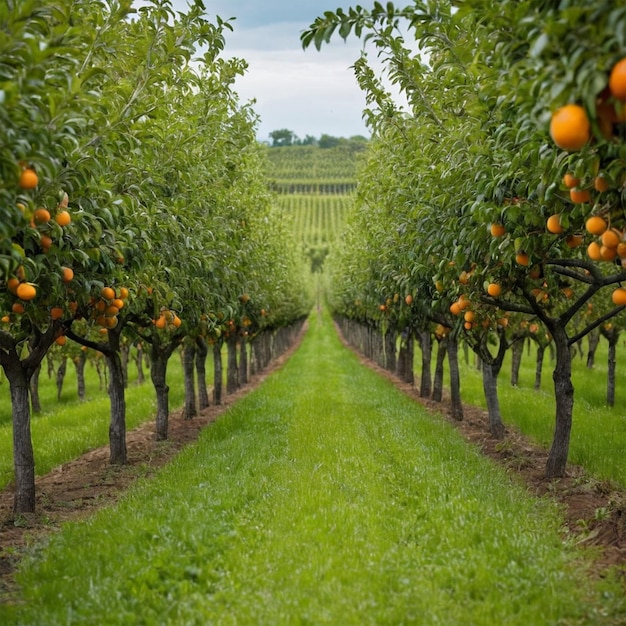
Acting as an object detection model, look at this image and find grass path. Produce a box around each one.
[2,312,625,624]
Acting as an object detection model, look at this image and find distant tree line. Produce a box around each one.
[267,129,368,150]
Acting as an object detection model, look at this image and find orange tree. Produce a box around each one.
[304,0,626,477]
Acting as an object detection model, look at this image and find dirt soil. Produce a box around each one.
[1,322,625,602]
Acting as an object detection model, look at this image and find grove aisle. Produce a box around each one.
[2,311,625,625]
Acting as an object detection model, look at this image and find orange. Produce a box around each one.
[155,315,167,329]
[7,277,20,294]
[601,245,617,261]
[594,176,610,193]
[587,241,602,260]
[565,234,583,248]
[119,287,129,300]
[561,287,574,298]
[464,310,475,323]
[497,317,508,328]
[601,228,622,249]
[12,302,25,314]
[463,321,473,330]
[61,267,74,282]
[549,104,591,151]
[112,298,124,310]
[562,172,580,189]
[101,286,115,300]
[449,302,462,316]
[19,168,38,189]
[55,335,67,346]
[50,306,64,320]
[457,295,470,310]
[404,294,413,305]
[569,188,591,203]
[490,223,506,237]
[617,242,626,258]
[105,305,119,316]
[515,252,530,266]
[487,283,502,297]
[40,234,52,251]
[585,215,608,235]
[612,287,626,306]
[1,315,10,323]
[546,214,564,234]
[55,210,71,227]
[16,282,36,300]
[34,208,51,224]
[609,57,626,102]
[173,315,182,328]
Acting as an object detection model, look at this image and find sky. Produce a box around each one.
[164,0,379,142]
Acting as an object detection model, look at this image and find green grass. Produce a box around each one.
[3,312,624,625]
[448,338,626,487]
[0,349,188,489]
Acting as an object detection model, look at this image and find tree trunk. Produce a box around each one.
[447,335,463,421]
[586,328,600,369]
[432,337,447,403]
[106,351,127,465]
[226,335,239,394]
[419,330,432,398]
[75,351,86,401]
[213,340,223,405]
[29,363,41,414]
[150,346,170,441]
[546,327,574,478]
[195,337,210,410]
[606,331,619,408]
[510,339,523,387]
[239,338,248,386]
[56,356,67,401]
[135,343,145,385]
[10,372,36,514]
[533,343,545,391]
[120,342,129,388]
[482,360,505,439]
[181,343,197,420]
[384,328,396,372]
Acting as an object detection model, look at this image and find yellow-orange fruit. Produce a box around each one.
[562,172,580,188]
[586,216,608,236]
[570,188,591,203]
[612,287,626,306]
[16,282,36,300]
[55,210,71,227]
[34,208,51,224]
[546,214,564,234]
[601,228,622,249]
[609,57,626,102]
[549,104,591,151]
[19,168,38,189]
[487,283,502,297]
[587,241,602,261]
[490,223,506,237]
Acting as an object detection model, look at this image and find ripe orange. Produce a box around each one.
[34,208,51,224]
[449,302,462,316]
[19,168,38,189]
[587,241,602,260]
[609,57,626,102]
[487,283,502,297]
[173,315,182,328]
[40,234,52,251]
[515,252,530,266]
[55,210,71,227]
[7,277,20,294]
[105,305,119,316]
[490,223,506,237]
[562,172,580,189]
[617,242,626,258]
[101,286,115,300]
[1,315,10,323]
[565,234,583,248]
[546,214,564,234]
[50,306,64,320]
[601,228,622,249]
[549,104,591,151]
[569,188,591,203]
[457,295,470,310]
[16,282,36,301]
[497,317,508,328]
[594,176,610,193]
[463,321,473,330]
[601,245,617,261]
[61,267,74,282]
[464,310,475,323]
[585,215,608,235]
[155,315,167,329]
[119,287,129,300]
[55,335,67,346]
[404,294,413,305]
[561,287,574,298]
[112,298,124,310]
[11,302,25,314]
[612,287,626,306]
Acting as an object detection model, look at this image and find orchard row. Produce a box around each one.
[303,0,626,478]
[0,1,311,514]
